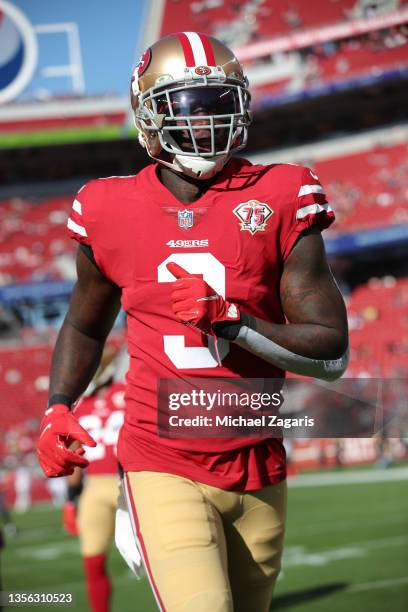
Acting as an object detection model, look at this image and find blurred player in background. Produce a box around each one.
[46,474,67,507]
[62,348,127,612]
[13,461,32,513]
[0,471,16,539]
[37,32,348,611]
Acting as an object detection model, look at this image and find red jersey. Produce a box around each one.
[74,383,125,475]
[68,158,334,490]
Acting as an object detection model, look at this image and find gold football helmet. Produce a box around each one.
[131,32,251,179]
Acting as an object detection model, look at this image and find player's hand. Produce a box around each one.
[37,404,96,478]
[62,501,78,536]
[166,262,240,334]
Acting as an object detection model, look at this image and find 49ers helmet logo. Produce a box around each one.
[194,66,211,75]
[136,48,152,77]
[233,200,274,235]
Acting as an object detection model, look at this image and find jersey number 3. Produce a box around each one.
[158,253,229,369]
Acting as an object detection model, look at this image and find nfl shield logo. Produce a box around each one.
[178,209,194,230]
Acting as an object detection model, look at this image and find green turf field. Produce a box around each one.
[2,469,408,611]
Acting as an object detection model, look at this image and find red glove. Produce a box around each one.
[37,404,96,478]
[166,262,240,335]
[63,501,78,536]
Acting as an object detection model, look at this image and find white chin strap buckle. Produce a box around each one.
[174,154,228,180]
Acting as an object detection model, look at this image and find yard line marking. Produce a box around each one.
[283,545,364,567]
[15,540,80,560]
[282,535,408,568]
[346,576,408,593]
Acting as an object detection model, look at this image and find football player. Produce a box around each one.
[37,32,348,611]
[62,349,127,612]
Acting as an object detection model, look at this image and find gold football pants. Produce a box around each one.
[78,475,118,557]
[124,471,287,612]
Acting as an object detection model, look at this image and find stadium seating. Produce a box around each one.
[347,276,408,376]
[0,344,52,430]
[316,36,407,82]
[315,141,408,232]
[159,0,407,45]
[0,332,125,473]
[250,34,408,101]
[0,196,74,284]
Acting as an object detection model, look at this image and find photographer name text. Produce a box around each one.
[168,415,315,429]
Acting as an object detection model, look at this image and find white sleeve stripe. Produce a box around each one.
[72,199,82,215]
[67,217,88,237]
[297,203,333,219]
[298,184,325,197]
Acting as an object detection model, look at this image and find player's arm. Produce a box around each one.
[37,246,121,478]
[49,245,121,403]
[231,228,348,378]
[167,228,348,380]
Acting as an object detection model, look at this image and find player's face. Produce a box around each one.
[154,87,240,154]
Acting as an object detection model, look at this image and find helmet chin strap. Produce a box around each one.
[158,128,229,179]
[140,136,230,179]
[173,154,229,180]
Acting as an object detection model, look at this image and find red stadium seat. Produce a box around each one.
[315,143,408,232]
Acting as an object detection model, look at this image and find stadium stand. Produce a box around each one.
[159,0,407,46]
[315,141,408,232]
[0,344,52,445]
[0,334,124,475]
[248,28,408,102]
[347,276,408,376]
[315,32,407,81]
[0,196,74,284]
